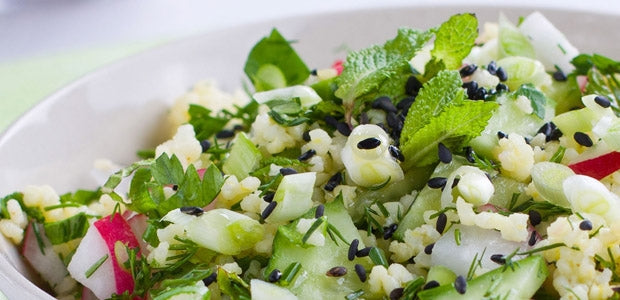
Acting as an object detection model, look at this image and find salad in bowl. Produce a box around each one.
[2,10,620,300]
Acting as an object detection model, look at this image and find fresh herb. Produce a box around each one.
[510,198,571,221]
[244,28,310,91]
[466,248,486,280]
[345,289,365,300]
[279,262,302,287]
[550,146,566,163]
[512,83,547,119]
[188,104,229,141]
[136,149,156,159]
[572,53,620,112]
[369,247,389,267]
[301,216,325,245]
[335,28,433,123]
[217,267,251,300]
[85,254,109,278]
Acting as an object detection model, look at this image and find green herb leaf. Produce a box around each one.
[85,254,109,278]
[335,28,432,120]
[401,99,498,167]
[429,13,479,70]
[187,104,229,141]
[369,247,389,268]
[244,29,310,91]
[43,212,90,245]
[512,84,547,119]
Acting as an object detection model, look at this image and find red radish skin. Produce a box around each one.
[568,151,620,180]
[332,60,344,75]
[124,212,149,253]
[93,213,141,296]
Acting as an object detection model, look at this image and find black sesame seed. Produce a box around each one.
[262,192,275,203]
[495,83,508,93]
[383,223,398,240]
[406,76,423,95]
[427,177,448,189]
[438,142,453,164]
[279,168,298,176]
[386,112,403,132]
[496,67,508,82]
[460,64,478,77]
[529,210,542,226]
[464,146,476,163]
[354,264,367,282]
[553,69,567,82]
[357,137,382,150]
[348,239,360,261]
[268,269,282,282]
[200,140,211,152]
[310,69,318,76]
[172,184,179,191]
[233,124,244,132]
[436,213,447,234]
[337,122,352,136]
[396,96,415,111]
[528,230,538,246]
[475,87,489,100]
[424,243,435,255]
[180,206,204,216]
[389,145,405,162]
[215,129,235,139]
[202,272,217,286]
[423,280,440,290]
[454,275,467,294]
[324,172,343,191]
[324,116,339,128]
[315,204,325,218]
[548,127,563,142]
[298,149,316,161]
[595,95,612,108]
[487,61,498,75]
[261,201,277,219]
[490,254,506,265]
[573,132,593,147]
[302,130,311,142]
[451,178,460,188]
[537,122,553,137]
[356,247,372,257]
[389,287,405,300]
[463,81,479,99]
[579,219,593,231]
[372,96,398,113]
[497,131,508,139]
[326,266,347,277]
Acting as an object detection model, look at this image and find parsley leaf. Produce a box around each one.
[188,104,229,141]
[400,70,497,168]
[335,28,432,122]
[425,13,478,78]
[244,29,310,91]
[126,154,224,218]
[512,83,547,119]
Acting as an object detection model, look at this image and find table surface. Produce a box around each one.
[1,0,620,132]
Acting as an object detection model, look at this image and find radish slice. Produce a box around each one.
[568,151,620,180]
[68,213,141,299]
[22,223,73,293]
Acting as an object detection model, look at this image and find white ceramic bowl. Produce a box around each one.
[0,5,619,299]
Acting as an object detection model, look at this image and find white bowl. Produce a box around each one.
[0,5,618,299]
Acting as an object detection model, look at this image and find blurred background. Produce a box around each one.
[1,0,619,131]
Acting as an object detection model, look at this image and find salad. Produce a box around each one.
[2,11,620,300]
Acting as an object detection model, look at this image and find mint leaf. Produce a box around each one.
[512,84,547,119]
[401,100,498,167]
[430,13,478,70]
[400,70,465,147]
[244,29,310,91]
[335,28,433,121]
[43,212,90,245]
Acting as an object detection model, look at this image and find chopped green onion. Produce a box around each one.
[85,254,109,279]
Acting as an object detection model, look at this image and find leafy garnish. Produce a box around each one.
[217,266,251,300]
[188,104,229,141]
[85,254,109,279]
[424,13,479,78]
[244,28,310,91]
[369,247,389,268]
[571,53,620,112]
[512,83,547,119]
[335,28,432,122]
[510,198,571,221]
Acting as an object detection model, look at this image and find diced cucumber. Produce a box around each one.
[250,279,298,300]
[266,197,371,300]
[417,255,548,300]
[186,209,264,255]
[530,162,574,207]
[266,172,316,223]
[253,85,322,108]
[222,132,262,180]
[426,265,456,286]
[254,64,287,91]
[552,108,596,138]
[496,56,551,91]
[471,94,549,159]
